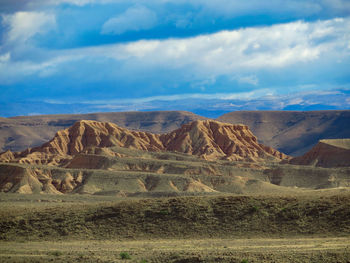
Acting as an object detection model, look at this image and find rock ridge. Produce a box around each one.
[0,119,289,165]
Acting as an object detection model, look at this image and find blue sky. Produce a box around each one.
[0,0,350,117]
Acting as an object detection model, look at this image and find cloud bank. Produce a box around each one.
[0,0,349,116]
[1,18,349,86]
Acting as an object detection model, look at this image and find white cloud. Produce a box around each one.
[0,54,80,84]
[1,17,349,86]
[2,11,56,44]
[124,40,159,58]
[106,18,349,72]
[101,5,157,35]
[48,88,274,105]
[42,88,350,113]
[0,52,11,62]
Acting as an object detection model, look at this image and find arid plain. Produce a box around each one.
[0,110,350,263]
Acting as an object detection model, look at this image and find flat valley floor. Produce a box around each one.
[1,191,350,262]
[1,237,350,263]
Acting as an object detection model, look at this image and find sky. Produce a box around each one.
[0,0,350,117]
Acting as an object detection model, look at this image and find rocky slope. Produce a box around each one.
[160,120,287,161]
[2,121,350,195]
[0,111,206,152]
[0,120,288,165]
[289,139,350,168]
[218,110,350,156]
[2,110,350,157]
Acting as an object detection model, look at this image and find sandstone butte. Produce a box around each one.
[0,120,289,166]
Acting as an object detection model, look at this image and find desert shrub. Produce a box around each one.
[241,259,249,263]
[159,209,169,215]
[48,251,63,257]
[250,205,259,213]
[120,251,131,259]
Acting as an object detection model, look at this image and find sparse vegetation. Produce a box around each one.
[48,250,63,257]
[120,252,131,260]
[1,237,349,262]
[250,205,259,213]
[0,132,349,263]
[280,207,287,212]
[159,209,169,215]
[1,193,350,242]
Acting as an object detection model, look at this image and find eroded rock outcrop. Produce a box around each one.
[0,120,288,165]
[160,120,288,161]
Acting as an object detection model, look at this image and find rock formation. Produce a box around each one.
[289,139,350,167]
[0,119,289,165]
[160,120,288,161]
[0,111,206,152]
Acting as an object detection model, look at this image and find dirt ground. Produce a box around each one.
[1,192,350,262]
[1,237,350,262]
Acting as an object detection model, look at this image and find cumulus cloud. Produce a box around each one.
[0,0,349,116]
[101,5,157,35]
[0,55,76,84]
[2,11,56,43]
[0,52,10,62]
[109,18,349,72]
[1,17,349,87]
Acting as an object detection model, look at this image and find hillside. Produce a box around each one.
[1,110,350,156]
[217,110,350,156]
[1,194,350,242]
[1,119,350,195]
[289,139,350,167]
[0,111,206,152]
[0,119,291,195]
[0,119,288,166]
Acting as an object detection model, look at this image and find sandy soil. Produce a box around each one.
[1,237,350,262]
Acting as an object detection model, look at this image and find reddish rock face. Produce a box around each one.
[289,139,350,168]
[160,120,289,161]
[0,119,289,165]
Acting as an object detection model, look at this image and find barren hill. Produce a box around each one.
[217,110,350,156]
[2,110,350,157]
[0,118,292,195]
[0,119,288,165]
[1,120,350,195]
[0,111,206,152]
[289,139,350,167]
[160,120,287,161]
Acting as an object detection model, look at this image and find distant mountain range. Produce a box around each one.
[0,110,349,157]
